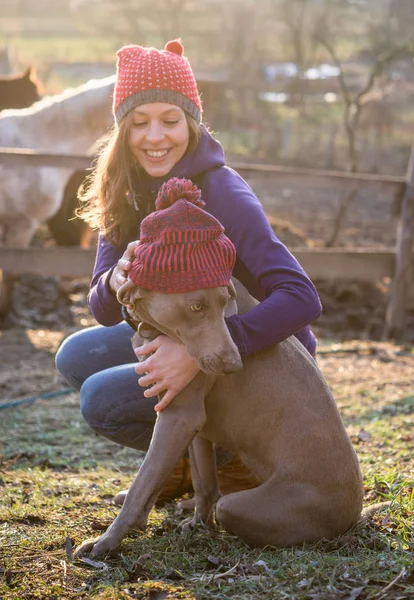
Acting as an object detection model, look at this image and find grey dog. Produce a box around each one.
[75,278,364,558]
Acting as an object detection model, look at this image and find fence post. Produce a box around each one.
[385,144,414,339]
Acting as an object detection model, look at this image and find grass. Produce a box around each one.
[0,339,413,599]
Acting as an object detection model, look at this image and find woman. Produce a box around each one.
[56,39,322,504]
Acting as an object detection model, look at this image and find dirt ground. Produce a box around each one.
[0,320,412,599]
[0,323,412,416]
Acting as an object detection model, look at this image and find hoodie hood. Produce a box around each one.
[134,124,225,196]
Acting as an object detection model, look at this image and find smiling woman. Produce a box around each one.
[56,37,322,511]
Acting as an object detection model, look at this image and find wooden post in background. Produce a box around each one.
[385,144,414,339]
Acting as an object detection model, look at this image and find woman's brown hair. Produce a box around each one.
[78,111,201,245]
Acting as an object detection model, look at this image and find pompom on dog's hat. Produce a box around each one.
[113,39,202,125]
[129,178,236,293]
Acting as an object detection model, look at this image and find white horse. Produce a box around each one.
[0,75,115,246]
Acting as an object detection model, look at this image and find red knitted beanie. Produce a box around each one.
[113,39,202,125]
[128,178,236,293]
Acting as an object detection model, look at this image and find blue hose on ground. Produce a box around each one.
[0,388,76,410]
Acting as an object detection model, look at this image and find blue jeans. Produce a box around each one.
[55,322,157,451]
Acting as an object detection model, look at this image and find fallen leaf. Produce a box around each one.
[358,429,371,442]
[79,556,108,570]
[90,520,109,531]
[254,559,272,575]
[345,586,365,600]
[65,535,73,561]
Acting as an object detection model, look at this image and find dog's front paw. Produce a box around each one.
[74,536,102,558]
[178,516,201,533]
[74,534,119,559]
[178,512,215,533]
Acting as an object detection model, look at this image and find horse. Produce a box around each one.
[47,166,94,247]
[0,66,42,112]
[0,75,115,319]
[0,75,114,244]
[0,67,96,248]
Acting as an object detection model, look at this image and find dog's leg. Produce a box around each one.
[179,435,220,532]
[215,476,360,547]
[75,373,211,558]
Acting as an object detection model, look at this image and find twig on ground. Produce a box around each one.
[61,559,68,589]
[374,568,407,600]
[190,560,240,582]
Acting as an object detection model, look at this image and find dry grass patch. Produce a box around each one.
[0,335,413,599]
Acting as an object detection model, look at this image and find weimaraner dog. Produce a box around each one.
[75,278,364,558]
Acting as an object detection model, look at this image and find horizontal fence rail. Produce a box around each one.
[0,148,406,197]
[0,148,94,170]
[231,162,406,196]
[0,246,398,283]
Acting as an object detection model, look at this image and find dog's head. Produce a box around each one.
[117,279,242,375]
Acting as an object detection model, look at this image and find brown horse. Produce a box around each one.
[0,66,42,111]
[47,167,93,247]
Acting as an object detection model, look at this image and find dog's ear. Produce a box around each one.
[117,279,148,307]
[228,279,237,299]
[225,279,238,318]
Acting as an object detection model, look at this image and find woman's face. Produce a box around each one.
[128,103,190,177]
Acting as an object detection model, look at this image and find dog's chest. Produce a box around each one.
[199,395,239,454]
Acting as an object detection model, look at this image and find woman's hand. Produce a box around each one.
[135,336,200,412]
[109,240,140,296]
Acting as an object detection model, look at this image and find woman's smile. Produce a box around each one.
[144,149,169,158]
[141,148,171,163]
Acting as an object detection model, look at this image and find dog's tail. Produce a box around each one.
[359,501,392,523]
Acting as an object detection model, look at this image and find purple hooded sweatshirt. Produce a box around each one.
[88,125,322,358]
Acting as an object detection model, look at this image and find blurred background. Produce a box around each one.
[1,0,413,173]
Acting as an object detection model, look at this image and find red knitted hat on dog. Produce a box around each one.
[128,178,236,293]
[113,39,202,125]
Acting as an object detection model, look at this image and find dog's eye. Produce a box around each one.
[190,303,203,312]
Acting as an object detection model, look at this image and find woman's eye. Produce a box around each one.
[133,122,147,128]
[164,120,179,126]
[190,304,203,312]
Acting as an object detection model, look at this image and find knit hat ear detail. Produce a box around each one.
[155,177,205,211]
[164,39,184,56]
[113,39,202,125]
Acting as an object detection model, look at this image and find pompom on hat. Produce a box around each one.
[129,178,236,294]
[113,39,202,125]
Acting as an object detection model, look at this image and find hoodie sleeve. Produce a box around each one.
[87,234,125,326]
[202,167,322,358]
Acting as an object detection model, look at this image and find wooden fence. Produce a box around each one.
[0,146,413,338]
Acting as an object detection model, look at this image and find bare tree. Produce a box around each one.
[314,0,414,246]
[276,0,320,105]
[76,0,193,47]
